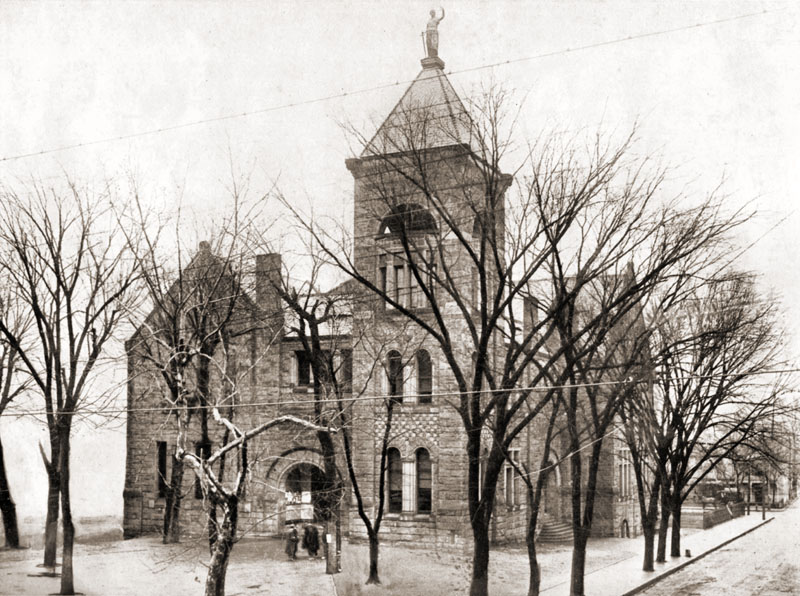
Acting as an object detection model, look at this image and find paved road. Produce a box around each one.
[639,504,800,595]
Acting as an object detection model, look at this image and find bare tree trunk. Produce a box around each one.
[669,502,681,558]
[570,527,590,596]
[40,441,61,568]
[642,520,656,572]
[366,531,380,584]
[204,500,237,596]
[0,434,20,548]
[318,429,340,575]
[526,527,541,596]
[469,518,491,596]
[656,491,669,563]
[569,436,605,596]
[58,428,75,595]
[163,456,185,543]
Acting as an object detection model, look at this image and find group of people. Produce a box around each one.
[284,522,320,561]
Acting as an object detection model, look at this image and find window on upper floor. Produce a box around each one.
[387,350,404,403]
[295,350,312,386]
[378,203,437,238]
[377,248,437,312]
[293,349,331,386]
[417,349,433,403]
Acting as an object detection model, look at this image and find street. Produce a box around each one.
[640,503,800,595]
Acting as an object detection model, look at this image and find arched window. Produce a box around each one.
[387,350,404,403]
[416,448,432,513]
[417,349,432,403]
[378,203,437,237]
[387,448,402,513]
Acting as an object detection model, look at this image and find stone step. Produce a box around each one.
[537,518,573,543]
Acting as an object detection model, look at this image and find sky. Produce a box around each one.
[1,0,799,521]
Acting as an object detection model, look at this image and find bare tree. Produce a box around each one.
[0,288,32,549]
[270,237,423,584]
[504,396,562,596]
[275,272,347,576]
[186,404,332,596]
[281,79,744,596]
[641,273,785,561]
[122,177,268,547]
[0,180,141,595]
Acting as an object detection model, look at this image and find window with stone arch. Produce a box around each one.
[387,447,402,513]
[416,448,432,513]
[387,350,404,403]
[416,349,433,403]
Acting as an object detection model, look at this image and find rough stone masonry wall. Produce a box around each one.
[123,284,299,540]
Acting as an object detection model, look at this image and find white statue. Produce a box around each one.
[425,7,445,58]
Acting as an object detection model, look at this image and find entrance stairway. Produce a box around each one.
[537,514,573,543]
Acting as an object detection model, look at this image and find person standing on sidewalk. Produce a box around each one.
[285,523,299,561]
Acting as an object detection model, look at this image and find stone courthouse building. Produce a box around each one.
[123,35,641,548]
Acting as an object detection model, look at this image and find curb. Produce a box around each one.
[330,574,339,596]
[620,516,774,596]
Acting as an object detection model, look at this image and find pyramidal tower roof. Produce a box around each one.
[361,48,475,158]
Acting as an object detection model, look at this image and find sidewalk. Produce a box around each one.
[537,509,777,596]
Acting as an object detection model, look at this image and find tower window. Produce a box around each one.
[378,203,437,237]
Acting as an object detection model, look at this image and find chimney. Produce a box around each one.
[256,253,282,316]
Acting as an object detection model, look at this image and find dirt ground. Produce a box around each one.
[0,530,653,596]
[0,536,333,596]
[334,537,643,596]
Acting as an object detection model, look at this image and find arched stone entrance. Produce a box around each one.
[283,462,327,522]
[263,448,344,532]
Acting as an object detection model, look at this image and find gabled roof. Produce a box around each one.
[361,58,475,157]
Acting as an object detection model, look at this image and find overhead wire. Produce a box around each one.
[0,7,783,164]
[1,365,795,418]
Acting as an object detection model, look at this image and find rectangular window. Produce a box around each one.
[156,441,168,498]
[295,350,312,386]
[315,349,332,384]
[379,255,388,309]
[505,466,514,505]
[505,449,520,506]
[393,264,405,307]
[194,442,212,499]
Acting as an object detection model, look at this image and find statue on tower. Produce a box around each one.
[425,7,445,58]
